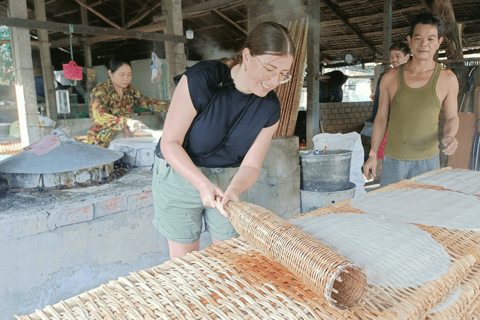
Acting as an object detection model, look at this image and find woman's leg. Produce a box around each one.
[152,157,204,259]
[211,237,223,246]
[168,239,200,260]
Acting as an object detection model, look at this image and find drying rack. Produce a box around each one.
[16,167,480,320]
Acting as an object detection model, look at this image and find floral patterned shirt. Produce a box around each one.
[86,79,169,148]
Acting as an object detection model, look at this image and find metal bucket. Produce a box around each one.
[300,149,352,192]
[300,182,356,213]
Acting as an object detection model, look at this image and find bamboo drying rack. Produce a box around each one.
[16,168,480,319]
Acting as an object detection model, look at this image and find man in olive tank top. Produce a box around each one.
[363,12,459,187]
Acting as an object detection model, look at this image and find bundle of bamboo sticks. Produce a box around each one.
[274,18,309,138]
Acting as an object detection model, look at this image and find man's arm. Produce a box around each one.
[441,70,460,155]
[363,69,395,180]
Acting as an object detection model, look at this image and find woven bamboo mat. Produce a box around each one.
[18,169,480,319]
[17,237,365,320]
[295,169,480,319]
[427,263,480,320]
[472,304,480,320]
[0,141,23,154]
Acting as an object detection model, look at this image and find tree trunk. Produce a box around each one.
[432,0,463,59]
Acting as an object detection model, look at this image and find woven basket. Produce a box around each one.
[228,202,367,310]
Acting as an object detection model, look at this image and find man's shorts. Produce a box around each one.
[379,155,440,188]
[152,156,247,244]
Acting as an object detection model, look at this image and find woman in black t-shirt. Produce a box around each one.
[153,22,296,259]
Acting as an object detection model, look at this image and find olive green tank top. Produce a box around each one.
[383,63,442,161]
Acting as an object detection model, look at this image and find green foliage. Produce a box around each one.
[0,26,14,85]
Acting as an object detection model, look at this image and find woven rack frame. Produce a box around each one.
[294,168,480,319]
[228,202,367,310]
[0,141,22,154]
[427,263,480,320]
[17,168,480,319]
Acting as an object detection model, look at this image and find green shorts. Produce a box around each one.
[152,156,247,244]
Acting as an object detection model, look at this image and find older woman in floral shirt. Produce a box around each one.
[86,56,169,148]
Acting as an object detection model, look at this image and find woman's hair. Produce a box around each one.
[220,21,296,68]
[389,41,410,56]
[107,56,132,73]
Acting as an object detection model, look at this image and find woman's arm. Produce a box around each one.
[218,121,279,215]
[132,87,170,113]
[160,75,225,208]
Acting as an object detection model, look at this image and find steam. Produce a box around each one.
[196,36,236,60]
[263,0,307,24]
[194,0,307,61]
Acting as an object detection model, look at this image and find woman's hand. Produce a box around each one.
[126,118,147,132]
[198,181,225,212]
[216,187,241,217]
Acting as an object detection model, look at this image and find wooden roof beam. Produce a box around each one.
[50,23,167,47]
[420,0,433,12]
[0,16,185,43]
[0,39,41,46]
[52,0,103,18]
[74,0,121,29]
[322,0,382,57]
[153,0,246,23]
[213,9,247,35]
[325,26,411,41]
[124,2,162,29]
[254,5,423,28]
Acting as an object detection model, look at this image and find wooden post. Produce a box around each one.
[164,0,187,98]
[383,0,392,72]
[306,0,320,149]
[247,0,253,32]
[79,0,92,105]
[9,0,40,147]
[34,0,57,121]
[121,0,126,27]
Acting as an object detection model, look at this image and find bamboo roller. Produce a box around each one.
[227,202,368,310]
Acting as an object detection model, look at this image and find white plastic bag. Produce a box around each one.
[312,132,366,196]
[150,52,162,83]
[39,115,56,127]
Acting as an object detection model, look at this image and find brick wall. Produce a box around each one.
[321,101,373,134]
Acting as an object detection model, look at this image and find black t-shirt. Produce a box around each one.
[155,60,280,168]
